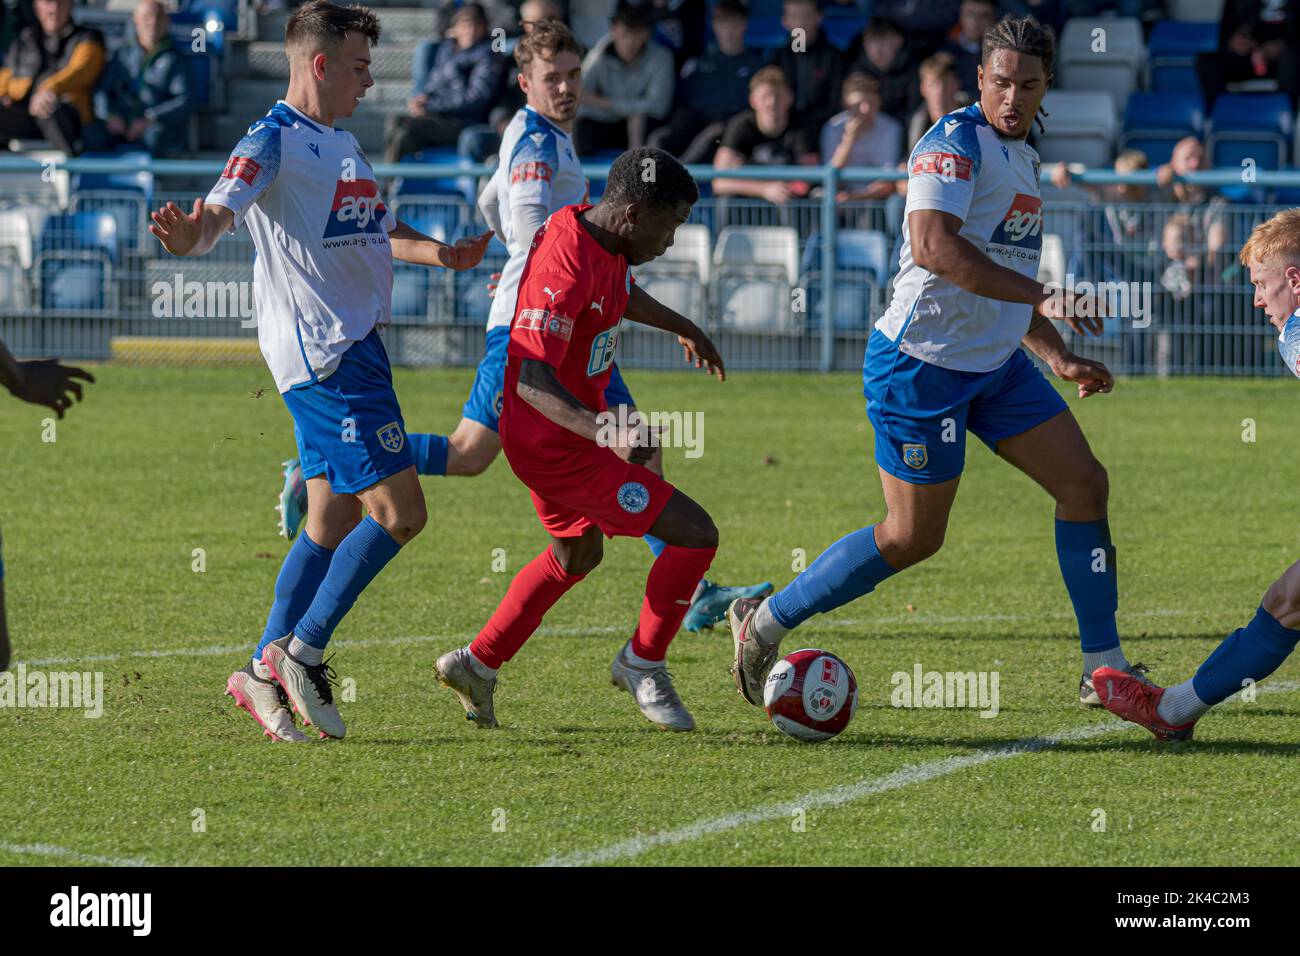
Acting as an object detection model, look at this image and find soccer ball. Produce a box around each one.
[763,649,858,743]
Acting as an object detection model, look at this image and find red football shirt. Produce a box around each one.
[501,203,632,460]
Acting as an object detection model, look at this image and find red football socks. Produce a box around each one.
[631,545,717,661]
[470,546,586,669]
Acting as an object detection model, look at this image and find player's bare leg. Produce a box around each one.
[634,437,772,631]
[610,490,718,730]
[731,470,961,705]
[995,409,1148,704]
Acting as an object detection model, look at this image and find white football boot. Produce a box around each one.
[226,662,310,742]
[610,641,696,732]
[729,597,782,706]
[435,647,499,728]
[262,636,346,739]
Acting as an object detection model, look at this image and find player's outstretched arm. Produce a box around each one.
[910,209,1104,336]
[517,358,654,464]
[149,198,233,258]
[0,337,95,419]
[1022,314,1113,398]
[389,220,493,270]
[626,285,725,381]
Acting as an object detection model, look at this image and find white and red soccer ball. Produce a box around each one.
[763,649,858,743]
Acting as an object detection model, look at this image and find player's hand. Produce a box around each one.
[486,270,501,297]
[439,230,494,271]
[612,417,661,466]
[1039,289,1105,336]
[677,329,725,382]
[149,198,206,256]
[1051,352,1113,398]
[8,358,95,418]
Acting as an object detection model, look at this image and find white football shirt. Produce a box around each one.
[485,105,587,331]
[876,102,1044,373]
[205,100,397,393]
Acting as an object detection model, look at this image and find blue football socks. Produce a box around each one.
[768,525,897,630]
[255,531,335,662]
[293,516,402,649]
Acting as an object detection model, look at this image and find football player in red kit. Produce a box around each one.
[436,146,725,731]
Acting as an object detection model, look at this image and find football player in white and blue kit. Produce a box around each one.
[732,15,1145,707]
[277,20,771,630]
[1096,209,1300,740]
[149,1,491,741]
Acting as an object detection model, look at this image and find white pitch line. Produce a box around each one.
[538,679,1300,867]
[16,606,1209,668]
[0,841,158,867]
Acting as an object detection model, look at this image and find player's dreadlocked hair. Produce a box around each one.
[601,147,700,211]
[981,14,1056,134]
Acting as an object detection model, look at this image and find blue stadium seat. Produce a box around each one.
[797,230,888,332]
[70,162,154,254]
[1124,92,1206,134]
[1120,92,1205,164]
[393,198,465,241]
[822,17,864,52]
[411,38,438,95]
[37,212,120,312]
[745,16,788,51]
[1120,137,1180,166]
[1148,21,1216,94]
[395,150,477,203]
[1270,167,1300,205]
[392,265,431,319]
[1208,93,1293,170]
[454,227,507,324]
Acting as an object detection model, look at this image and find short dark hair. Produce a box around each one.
[981,13,1056,77]
[918,51,958,83]
[862,16,901,41]
[842,73,880,99]
[611,2,654,31]
[515,19,584,71]
[451,1,488,29]
[713,0,749,20]
[285,0,381,56]
[601,147,699,211]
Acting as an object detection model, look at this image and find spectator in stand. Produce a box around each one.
[871,0,961,55]
[938,0,995,100]
[432,0,521,38]
[821,74,901,201]
[647,0,766,164]
[712,65,818,207]
[487,0,569,142]
[1050,149,1161,284]
[383,2,506,162]
[617,0,710,69]
[574,2,673,153]
[904,51,963,154]
[847,17,918,124]
[1198,0,1299,110]
[0,0,104,153]
[773,0,846,141]
[84,0,191,156]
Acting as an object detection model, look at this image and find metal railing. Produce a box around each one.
[1,155,1296,376]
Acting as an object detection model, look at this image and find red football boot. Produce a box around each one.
[1092,666,1197,742]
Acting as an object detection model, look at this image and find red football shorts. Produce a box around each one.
[511,442,676,539]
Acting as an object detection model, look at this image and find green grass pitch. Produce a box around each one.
[1,364,1297,866]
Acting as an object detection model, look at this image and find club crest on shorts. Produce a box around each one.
[376,421,405,454]
[494,389,504,417]
[616,481,650,514]
[902,443,928,469]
